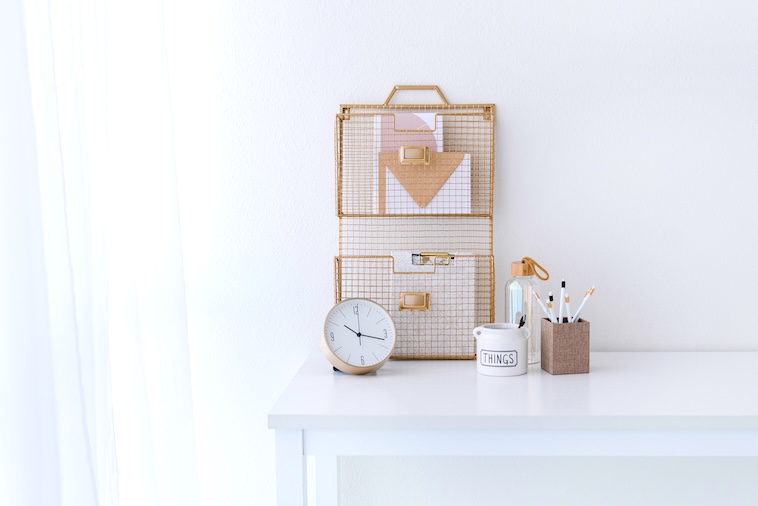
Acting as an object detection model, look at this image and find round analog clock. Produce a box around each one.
[321,298,397,375]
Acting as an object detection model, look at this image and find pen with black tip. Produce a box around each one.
[547,292,558,323]
[559,279,566,323]
[533,291,551,320]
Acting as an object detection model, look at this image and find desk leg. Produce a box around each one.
[316,455,339,505]
[275,429,306,505]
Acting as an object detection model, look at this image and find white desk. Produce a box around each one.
[268,351,758,505]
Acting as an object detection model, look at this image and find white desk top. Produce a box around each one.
[268,350,758,431]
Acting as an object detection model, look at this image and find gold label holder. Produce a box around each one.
[399,292,430,311]
[399,146,430,165]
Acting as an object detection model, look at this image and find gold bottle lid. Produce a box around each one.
[511,261,535,276]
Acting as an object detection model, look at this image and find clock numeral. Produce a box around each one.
[330,332,334,342]
[353,305,359,315]
[383,329,387,339]
[360,355,365,365]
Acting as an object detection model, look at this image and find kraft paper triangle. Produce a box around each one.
[378,152,466,212]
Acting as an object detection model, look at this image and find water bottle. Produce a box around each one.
[504,257,549,364]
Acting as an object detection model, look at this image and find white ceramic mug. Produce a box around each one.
[473,323,530,376]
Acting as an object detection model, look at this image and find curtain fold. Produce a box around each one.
[2,0,199,504]
[1,5,61,504]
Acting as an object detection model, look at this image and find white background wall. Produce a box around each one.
[161,0,758,504]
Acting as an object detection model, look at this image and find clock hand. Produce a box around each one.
[343,325,359,335]
[343,325,363,346]
[360,334,386,340]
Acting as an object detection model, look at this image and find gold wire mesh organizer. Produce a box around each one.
[334,85,495,359]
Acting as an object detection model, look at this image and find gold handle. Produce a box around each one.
[383,85,449,106]
[399,292,430,311]
[399,146,430,165]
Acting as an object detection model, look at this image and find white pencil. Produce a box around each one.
[559,279,566,323]
[564,294,572,323]
[570,286,595,322]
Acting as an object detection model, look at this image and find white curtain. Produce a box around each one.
[1,0,198,504]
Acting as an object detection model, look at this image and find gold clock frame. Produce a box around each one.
[321,298,397,375]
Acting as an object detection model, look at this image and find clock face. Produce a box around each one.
[322,298,396,374]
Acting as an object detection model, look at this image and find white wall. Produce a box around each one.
[162,0,758,504]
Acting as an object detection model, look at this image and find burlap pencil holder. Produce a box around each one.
[540,318,590,375]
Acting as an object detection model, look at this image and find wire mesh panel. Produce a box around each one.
[336,110,494,217]
[339,216,492,256]
[336,255,494,359]
[334,86,495,359]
